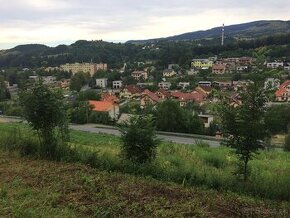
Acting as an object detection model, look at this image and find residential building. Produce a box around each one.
[60,62,107,76]
[267,62,284,69]
[89,100,119,120]
[131,71,148,81]
[195,86,213,98]
[155,89,170,100]
[119,85,142,99]
[264,78,280,90]
[232,80,253,91]
[163,69,177,77]
[212,64,227,74]
[178,82,190,89]
[236,66,248,72]
[275,80,290,102]
[191,59,213,69]
[112,80,123,89]
[158,82,171,90]
[284,63,290,71]
[171,91,205,106]
[140,89,161,106]
[96,78,108,88]
[136,82,154,88]
[238,57,255,65]
[198,81,212,87]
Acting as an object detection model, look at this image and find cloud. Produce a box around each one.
[0,0,290,49]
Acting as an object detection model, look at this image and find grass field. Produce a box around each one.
[0,123,290,203]
[1,152,290,217]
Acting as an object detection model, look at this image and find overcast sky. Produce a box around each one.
[0,0,289,49]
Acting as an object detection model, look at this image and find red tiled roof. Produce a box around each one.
[156,89,170,97]
[275,80,290,97]
[89,100,115,112]
[179,92,205,103]
[102,92,119,102]
[142,89,161,102]
[124,85,142,94]
[212,64,226,70]
[171,91,183,99]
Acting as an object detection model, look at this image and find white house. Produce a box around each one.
[112,80,123,89]
[267,62,284,69]
[158,82,171,90]
[178,82,190,89]
[96,78,108,88]
[163,69,177,77]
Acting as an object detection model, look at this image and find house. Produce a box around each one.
[89,100,119,120]
[42,76,57,85]
[158,82,171,90]
[191,59,213,69]
[155,89,170,100]
[119,85,142,99]
[112,80,123,89]
[284,63,290,71]
[101,92,119,103]
[178,82,190,89]
[198,114,214,128]
[212,64,227,74]
[275,80,290,102]
[136,82,154,88]
[131,71,148,80]
[163,69,177,77]
[214,81,232,89]
[238,57,255,65]
[96,78,108,88]
[198,81,212,87]
[267,61,284,69]
[232,80,253,91]
[187,69,198,75]
[171,91,205,106]
[236,66,248,72]
[264,78,280,90]
[195,86,212,98]
[140,89,161,106]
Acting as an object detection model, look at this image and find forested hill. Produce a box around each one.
[1,31,290,69]
[128,20,290,44]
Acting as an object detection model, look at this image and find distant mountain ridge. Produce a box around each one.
[127,20,290,44]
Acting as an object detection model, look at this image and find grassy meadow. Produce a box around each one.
[0,122,290,202]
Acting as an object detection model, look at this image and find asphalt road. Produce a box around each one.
[0,116,221,147]
[71,124,221,147]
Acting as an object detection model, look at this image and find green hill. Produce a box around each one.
[128,20,290,44]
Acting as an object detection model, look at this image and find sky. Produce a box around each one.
[0,0,290,49]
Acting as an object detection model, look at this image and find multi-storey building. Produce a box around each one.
[60,63,107,76]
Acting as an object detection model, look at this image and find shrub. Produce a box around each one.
[119,115,159,163]
[284,134,290,152]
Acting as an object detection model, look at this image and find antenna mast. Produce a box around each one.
[221,23,225,46]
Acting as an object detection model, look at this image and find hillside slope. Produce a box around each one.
[0,153,289,217]
[128,20,290,44]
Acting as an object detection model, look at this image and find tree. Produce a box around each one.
[70,72,90,92]
[0,76,10,101]
[20,80,69,159]
[220,84,268,181]
[265,104,290,134]
[119,115,159,163]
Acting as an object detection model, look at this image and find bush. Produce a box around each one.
[119,115,159,163]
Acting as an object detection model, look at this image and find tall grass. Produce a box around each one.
[1,123,290,201]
